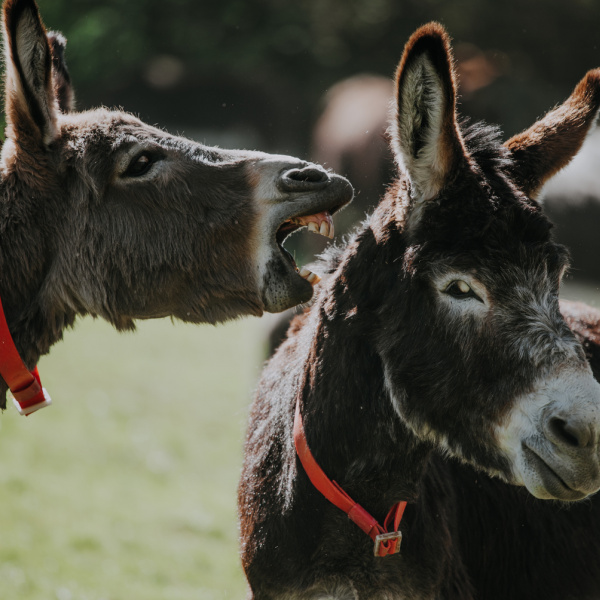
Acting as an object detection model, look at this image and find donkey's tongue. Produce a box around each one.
[291,211,334,239]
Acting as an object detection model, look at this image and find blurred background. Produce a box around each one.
[2,0,600,598]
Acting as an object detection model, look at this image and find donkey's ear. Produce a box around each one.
[48,30,74,113]
[505,69,600,199]
[3,0,58,145]
[390,23,466,202]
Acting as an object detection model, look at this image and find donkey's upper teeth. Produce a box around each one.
[293,211,334,239]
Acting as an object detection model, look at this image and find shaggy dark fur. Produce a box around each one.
[0,0,352,409]
[239,23,600,599]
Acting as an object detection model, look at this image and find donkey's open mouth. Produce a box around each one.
[276,207,343,285]
[252,159,352,313]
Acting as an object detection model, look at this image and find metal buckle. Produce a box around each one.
[11,388,52,416]
[373,531,402,557]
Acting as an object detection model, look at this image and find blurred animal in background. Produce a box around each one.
[241,21,600,600]
[543,128,600,282]
[0,0,352,414]
[312,74,395,231]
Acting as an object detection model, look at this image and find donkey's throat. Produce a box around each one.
[276,210,334,286]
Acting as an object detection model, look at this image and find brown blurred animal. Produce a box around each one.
[0,0,353,409]
[542,128,600,281]
[312,74,394,228]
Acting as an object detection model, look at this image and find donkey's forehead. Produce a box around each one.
[425,239,567,273]
[57,109,248,166]
[411,149,552,240]
[59,110,169,144]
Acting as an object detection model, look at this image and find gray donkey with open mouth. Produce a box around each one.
[0,0,352,412]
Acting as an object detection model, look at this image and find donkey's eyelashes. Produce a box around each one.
[121,151,162,178]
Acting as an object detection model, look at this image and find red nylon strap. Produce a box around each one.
[0,295,50,415]
[293,400,407,557]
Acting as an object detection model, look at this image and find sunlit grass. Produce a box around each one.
[0,316,267,600]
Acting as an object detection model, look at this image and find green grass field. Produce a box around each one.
[0,315,268,600]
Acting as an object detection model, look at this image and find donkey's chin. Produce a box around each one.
[260,251,315,313]
[518,445,600,501]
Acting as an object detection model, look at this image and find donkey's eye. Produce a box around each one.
[444,280,483,302]
[123,152,158,178]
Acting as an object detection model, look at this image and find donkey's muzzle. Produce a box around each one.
[278,166,331,193]
[523,372,600,500]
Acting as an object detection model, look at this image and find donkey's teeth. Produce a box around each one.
[299,267,321,286]
[293,211,335,239]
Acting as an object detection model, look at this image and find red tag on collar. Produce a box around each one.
[0,297,51,416]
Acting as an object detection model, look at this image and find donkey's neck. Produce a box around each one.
[0,176,76,408]
[299,214,431,514]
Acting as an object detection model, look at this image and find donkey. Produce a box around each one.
[238,23,600,599]
[0,0,352,411]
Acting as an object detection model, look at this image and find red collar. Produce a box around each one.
[0,295,51,416]
[293,399,407,558]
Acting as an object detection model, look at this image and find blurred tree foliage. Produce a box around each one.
[36,0,600,152]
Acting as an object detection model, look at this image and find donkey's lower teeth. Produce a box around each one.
[299,267,321,286]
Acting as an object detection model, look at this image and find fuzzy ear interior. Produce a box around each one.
[3,0,58,146]
[390,22,467,203]
[48,30,74,113]
[505,69,600,200]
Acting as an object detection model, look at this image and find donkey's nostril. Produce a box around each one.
[287,168,329,184]
[279,167,330,192]
[547,416,593,449]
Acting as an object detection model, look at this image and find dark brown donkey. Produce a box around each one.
[239,23,600,599]
[0,0,352,410]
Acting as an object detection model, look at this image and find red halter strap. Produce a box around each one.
[293,400,407,557]
[0,295,51,416]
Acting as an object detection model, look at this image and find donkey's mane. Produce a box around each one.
[461,119,512,172]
